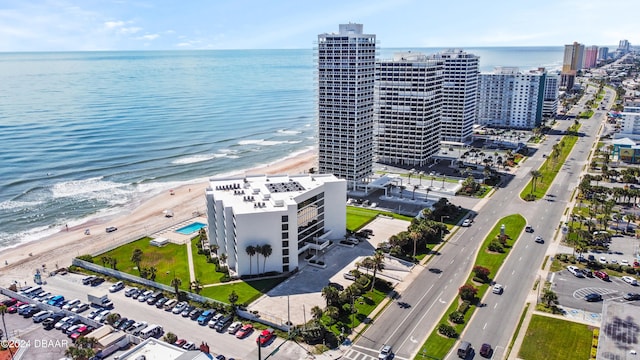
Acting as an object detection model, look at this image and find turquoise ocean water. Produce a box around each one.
[0,47,563,248]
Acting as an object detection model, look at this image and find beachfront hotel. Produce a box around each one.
[316,23,377,189]
[204,174,346,277]
[374,52,444,166]
[561,41,584,90]
[476,67,545,129]
[429,49,479,144]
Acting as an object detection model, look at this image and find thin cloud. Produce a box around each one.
[137,34,159,41]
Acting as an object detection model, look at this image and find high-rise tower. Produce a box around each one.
[316,24,377,189]
[429,50,479,144]
[561,41,584,90]
[374,52,444,167]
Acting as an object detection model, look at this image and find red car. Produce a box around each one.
[7,301,27,313]
[236,324,253,339]
[173,339,187,348]
[69,326,91,342]
[594,270,609,281]
[256,328,274,346]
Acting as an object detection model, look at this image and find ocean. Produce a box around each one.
[0,47,564,249]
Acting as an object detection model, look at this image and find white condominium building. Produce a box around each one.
[317,23,377,189]
[374,52,444,167]
[429,50,479,144]
[542,71,559,118]
[205,174,346,278]
[476,67,545,129]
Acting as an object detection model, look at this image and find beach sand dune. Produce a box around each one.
[0,151,317,285]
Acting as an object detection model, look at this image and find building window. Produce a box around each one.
[282,223,289,231]
[283,265,289,272]
[283,249,289,256]
[282,215,288,222]
[282,233,289,240]
[282,240,289,248]
[283,256,289,264]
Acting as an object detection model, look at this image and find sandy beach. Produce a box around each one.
[0,150,317,286]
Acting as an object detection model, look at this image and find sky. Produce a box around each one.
[0,0,638,52]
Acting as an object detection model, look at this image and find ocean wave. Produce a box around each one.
[277,129,302,135]
[0,199,45,211]
[238,139,302,146]
[171,152,231,165]
[51,177,134,206]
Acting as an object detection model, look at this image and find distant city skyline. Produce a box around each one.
[0,0,637,52]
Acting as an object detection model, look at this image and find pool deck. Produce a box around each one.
[152,216,207,245]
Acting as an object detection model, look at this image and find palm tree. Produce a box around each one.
[245,245,256,275]
[191,279,202,294]
[412,185,419,200]
[219,253,228,264]
[260,244,273,274]
[370,251,385,292]
[131,249,143,274]
[148,266,157,281]
[541,289,558,308]
[0,304,9,352]
[171,277,182,298]
[228,290,239,311]
[530,170,542,194]
[310,305,323,321]
[321,285,339,307]
[163,332,178,344]
[410,231,421,258]
[324,306,340,322]
[626,213,637,231]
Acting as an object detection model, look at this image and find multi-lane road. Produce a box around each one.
[342,83,613,360]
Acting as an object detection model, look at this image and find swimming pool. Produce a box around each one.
[175,222,207,235]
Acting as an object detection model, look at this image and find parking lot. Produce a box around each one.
[30,273,290,359]
[0,296,70,360]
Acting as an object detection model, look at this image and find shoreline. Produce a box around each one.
[0,149,317,285]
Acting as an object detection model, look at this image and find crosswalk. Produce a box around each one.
[342,345,410,360]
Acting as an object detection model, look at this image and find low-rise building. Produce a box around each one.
[205,174,346,277]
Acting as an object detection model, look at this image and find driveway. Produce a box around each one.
[249,217,412,325]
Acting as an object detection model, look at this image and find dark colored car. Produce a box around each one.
[181,305,195,317]
[90,277,105,286]
[106,226,117,233]
[155,297,168,308]
[118,319,135,331]
[584,293,602,302]
[479,343,492,358]
[2,298,17,307]
[82,276,96,285]
[327,282,344,291]
[189,309,203,320]
[581,269,593,278]
[22,307,41,318]
[623,293,640,301]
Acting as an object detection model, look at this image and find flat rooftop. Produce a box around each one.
[597,300,640,359]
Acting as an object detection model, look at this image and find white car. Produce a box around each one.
[378,345,392,360]
[599,256,607,264]
[492,284,504,294]
[620,260,630,266]
[109,281,124,293]
[462,219,472,227]
[228,321,242,334]
[171,301,188,314]
[71,303,89,313]
[622,276,638,286]
[567,266,584,278]
[62,299,80,310]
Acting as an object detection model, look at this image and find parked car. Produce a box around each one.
[94,310,110,323]
[1,298,17,307]
[208,314,224,328]
[174,339,187,348]
[599,256,607,264]
[584,293,602,302]
[163,299,178,311]
[581,269,593,278]
[54,316,72,330]
[71,303,89,313]
[8,302,28,313]
[328,282,344,291]
[235,324,253,338]
[214,315,233,332]
[119,319,135,331]
[182,341,196,350]
[257,328,275,346]
[343,273,356,281]
[172,301,188,314]
[90,277,105,286]
[622,276,638,286]
[189,308,203,320]
[82,276,96,285]
[138,290,154,302]
[126,321,148,335]
[87,308,102,319]
[181,305,194,317]
[197,310,215,325]
[109,281,125,293]
[567,266,584,278]
[62,299,80,310]
[623,293,640,301]
[70,325,91,341]
[124,287,139,297]
[594,270,610,281]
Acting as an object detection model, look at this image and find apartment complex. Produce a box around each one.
[561,41,584,90]
[316,23,377,189]
[374,52,444,167]
[542,71,560,118]
[205,174,346,277]
[584,45,599,69]
[598,47,609,62]
[476,67,545,129]
[429,50,479,144]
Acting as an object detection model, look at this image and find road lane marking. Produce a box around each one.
[483,322,487,330]
[396,291,445,350]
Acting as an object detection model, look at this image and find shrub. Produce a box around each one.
[438,323,458,338]
[77,254,94,263]
[458,284,478,301]
[624,267,636,274]
[448,311,464,324]
[457,300,471,314]
[488,240,504,253]
[220,275,231,282]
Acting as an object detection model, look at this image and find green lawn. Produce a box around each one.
[520,125,580,200]
[518,315,592,360]
[190,237,226,285]
[97,237,190,289]
[321,287,387,335]
[198,277,286,305]
[346,206,414,232]
[416,214,525,359]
